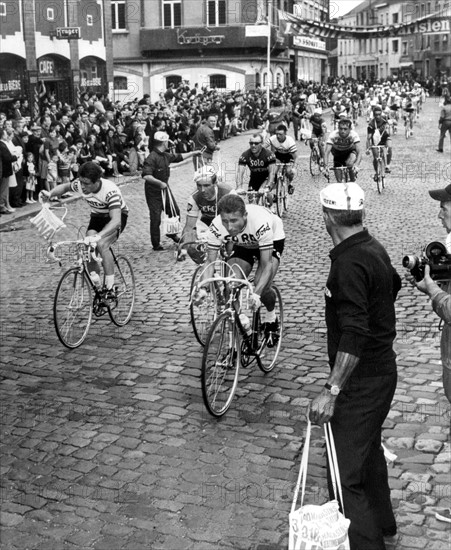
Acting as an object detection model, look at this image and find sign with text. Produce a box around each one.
[293,36,326,51]
[56,27,81,40]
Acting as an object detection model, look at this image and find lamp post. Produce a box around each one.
[266,1,271,108]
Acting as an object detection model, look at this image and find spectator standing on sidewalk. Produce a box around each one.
[192,114,220,169]
[141,131,201,251]
[309,181,401,549]
[437,96,451,153]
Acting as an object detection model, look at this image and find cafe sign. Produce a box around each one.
[176,29,225,46]
[0,79,21,93]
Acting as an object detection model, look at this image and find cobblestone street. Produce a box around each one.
[1,99,450,549]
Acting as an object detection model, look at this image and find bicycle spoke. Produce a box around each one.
[109,255,135,326]
[256,286,283,373]
[201,313,240,417]
[54,269,92,349]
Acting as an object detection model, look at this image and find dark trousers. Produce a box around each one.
[292,117,301,140]
[144,185,180,249]
[10,169,25,206]
[438,120,451,150]
[329,372,397,550]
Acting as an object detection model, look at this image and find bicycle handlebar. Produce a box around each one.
[195,275,254,294]
[47,239,102,264]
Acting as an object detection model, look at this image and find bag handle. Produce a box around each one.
[290,419,311,513]
[161,188,178,218]
[324,422,345,516]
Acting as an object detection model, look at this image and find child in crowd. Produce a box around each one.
[57,141,72,184]
[46,152,59,191]
[25,152,37,203]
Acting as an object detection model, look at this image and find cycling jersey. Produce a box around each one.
[310,113,326,136]
[367,117,391,144]
[186,183,232,226]
[238,147,276,189]
[326,129,360,153]
[207,204,285,251]
[71,178,129,215]
[267,135,297,164]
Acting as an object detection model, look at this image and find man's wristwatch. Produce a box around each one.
[324,383,340,396]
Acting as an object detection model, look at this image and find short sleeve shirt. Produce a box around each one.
[71,178,128,215]
[326,129,360,153]
[267,135,297,164]
[206,204,285,251]
[238,147,276,186]
[187,183,232,226]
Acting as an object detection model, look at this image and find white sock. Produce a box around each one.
[105,275,114,289]
[261,308,276,323]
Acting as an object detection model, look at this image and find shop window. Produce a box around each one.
[87,14,93,26]
[442,34,448,51]
[0,3,6,16]
[47,7,55,21]
[114,76,128,90]
[402,41,408,55]
[112,1,126,30]
[207,0,226,26]
[163,0,181,28]
[210,74,226,88]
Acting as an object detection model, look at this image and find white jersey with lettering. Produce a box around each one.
[326,129,360,153]
[71,178,129,215]
[207,204,285,251]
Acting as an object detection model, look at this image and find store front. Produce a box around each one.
[37,54,71,104]
[0,54,27,106]
[80,56,107,96]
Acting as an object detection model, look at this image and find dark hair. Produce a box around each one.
[323,207,363,227]
[276,124,287,132]
[78,161,103,182]
[338,118,352,128]
[218,194,246,216]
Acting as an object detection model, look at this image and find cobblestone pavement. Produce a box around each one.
[1,99,450,549]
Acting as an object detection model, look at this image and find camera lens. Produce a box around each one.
[402,255,418,270]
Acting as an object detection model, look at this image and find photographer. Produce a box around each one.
[408,183,451,407]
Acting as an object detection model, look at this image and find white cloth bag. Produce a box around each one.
[289,420,350,550]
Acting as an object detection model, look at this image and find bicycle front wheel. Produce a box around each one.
[54,268,93,349]
[201,312,241,417]
[109,255,135,326]
[257,286,284,373]
[275,176,287,217]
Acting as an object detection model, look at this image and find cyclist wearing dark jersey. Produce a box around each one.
[237,133,276,194]
[366,105,392,174]
[264,99,289,136]
[308,109,327,161]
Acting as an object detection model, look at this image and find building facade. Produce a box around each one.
[0,0,113,116]
[336,0,450,81]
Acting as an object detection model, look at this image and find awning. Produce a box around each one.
[398,61,413,67]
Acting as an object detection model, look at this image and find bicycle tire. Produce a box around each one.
[275,175,286,217]
[257,286,284,373]
[109,255,135,327]
[309,147,320,177]
[190,265,225,346]
[54,268,93,349]
[201,311,241,417]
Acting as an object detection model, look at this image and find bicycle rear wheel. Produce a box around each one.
[109,255,135,326]
[54,268,93,349]
[257,286,283,373]
[201,312,241,417]
[309,148,321,177]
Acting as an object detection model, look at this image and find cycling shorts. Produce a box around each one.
[248,176,269,192]
[87,211,128,238]
[229,239,285,266]
[332,150,357,167]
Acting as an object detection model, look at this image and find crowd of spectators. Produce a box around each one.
[0,74,449,215]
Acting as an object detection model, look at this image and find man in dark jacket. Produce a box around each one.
[310,181,401,550]
[192,115,220,169]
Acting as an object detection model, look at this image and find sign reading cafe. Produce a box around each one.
[176,29,225,46]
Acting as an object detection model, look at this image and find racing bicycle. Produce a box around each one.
[196,273,283,417]
[370,145,387,194]
[307,137,324,177]
[275,163,291,217]
[48,239,135,348]
[325,165,358,183]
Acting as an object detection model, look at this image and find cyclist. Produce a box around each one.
[366,105,393,175]
[308,108,327,164]
[331,101,347,129]
[266,124,298,194]
[236,133,277,203]
[402,93,416,135]
[324,117,362,183]
[264,98,290,136]
[179,165,232,262]
[194,193,285,345]
[40,161,128,299]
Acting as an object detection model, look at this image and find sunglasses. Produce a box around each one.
[249,141,261,145]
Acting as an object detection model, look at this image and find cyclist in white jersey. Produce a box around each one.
[41,161,128,299]
[266,124,298,194]
[194,194,285,342]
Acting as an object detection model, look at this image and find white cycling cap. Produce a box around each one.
[320,182,365,211]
